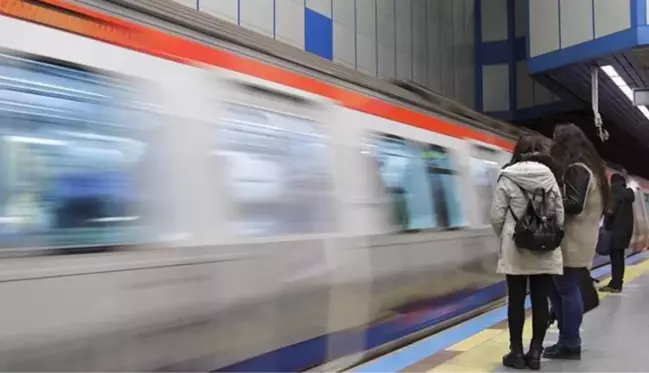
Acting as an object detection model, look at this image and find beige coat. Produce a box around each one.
[490,161,564,275]
[561,163,603,268]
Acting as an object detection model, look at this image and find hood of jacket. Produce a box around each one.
[499,154,557,192]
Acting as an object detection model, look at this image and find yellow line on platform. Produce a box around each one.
[447,329,502,352]
[428,259,649,373]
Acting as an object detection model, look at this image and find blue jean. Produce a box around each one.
[549,267,583,348]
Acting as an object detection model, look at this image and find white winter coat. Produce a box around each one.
[490,160,565,275]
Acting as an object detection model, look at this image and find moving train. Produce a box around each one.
[0,0,648,371]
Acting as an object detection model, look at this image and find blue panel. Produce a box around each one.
[637,24,649,44]
[632,0,647,27]
[479,41,511,65]
[514,37,526,61]
[304,8,333,60]
[527,27,637,74]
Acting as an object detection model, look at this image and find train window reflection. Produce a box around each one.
[0,54,155,249]
[369,134,464,231]
[218,103,334,237]
[470,157,499,225]
[424,145,464,228]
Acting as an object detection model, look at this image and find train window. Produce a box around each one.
[424,145,465,228]
[369,133,464,230]
[217,103,334,237]
[0,54,155,250]
[470,146,499,225]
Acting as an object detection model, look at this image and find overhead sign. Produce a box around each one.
[633,88,649,106]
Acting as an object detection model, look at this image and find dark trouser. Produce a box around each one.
[609,249,626,290]
[506,274,552,351]
[549,267,583,349]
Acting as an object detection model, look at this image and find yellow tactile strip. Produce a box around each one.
[396,259,649,373]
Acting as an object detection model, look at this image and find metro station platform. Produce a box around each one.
[350,252,649,373]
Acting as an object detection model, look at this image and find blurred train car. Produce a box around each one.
[0,0,647,371]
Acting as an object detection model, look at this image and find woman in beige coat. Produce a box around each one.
[543,123,610,361]
[491,135,564,370]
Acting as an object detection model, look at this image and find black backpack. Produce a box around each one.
[506,178,564,253]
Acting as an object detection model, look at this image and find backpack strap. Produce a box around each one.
[500,175,529,223]
[500,175,548,221]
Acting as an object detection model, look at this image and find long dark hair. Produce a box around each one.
[509,135,549,164]
[550,123,611,210]
[504,135,559,178]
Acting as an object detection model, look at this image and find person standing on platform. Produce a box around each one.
[490,135,564,370]
[545,123,610,360]
[601,172,635,293]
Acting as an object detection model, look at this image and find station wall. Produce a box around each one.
[529,0,631,58]
[476,0,563,120]
[170,0,476,109]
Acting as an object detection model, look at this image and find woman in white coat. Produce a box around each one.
[491,135,565,370]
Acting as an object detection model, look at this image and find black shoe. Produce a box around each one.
[600,285,621,293]
[503,350,526,369]
[525,346,543,370]
[543,344,581,360]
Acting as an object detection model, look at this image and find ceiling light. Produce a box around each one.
[600,65,649,121]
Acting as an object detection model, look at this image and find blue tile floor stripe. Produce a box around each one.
[352,251,649,373]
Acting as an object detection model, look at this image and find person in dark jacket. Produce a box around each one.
[601,173,635,292]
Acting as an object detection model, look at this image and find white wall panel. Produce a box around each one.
[396,0,413,80]
[172,0,197,10]
[306,0,332,17]
[454,0,472,107]
[377,0,396,79]
[276,0,305,48]
[412,0,427,84]
[529,0,560,56]
[440,0,455,97]
[356,0,377,37]
[333,0,354,27]
[333,22,356,68]
[560,0,593,48]
[514,0,526,38]
[378,45,396,79]
[426,0,441,92]
[481,0,508,42]
[482,64,510,112]
[356,0,377,75]
[594,0,630,38]
[240,0,274,37]
[516,61,534,109]
[357,33,378,75]
[199,0,238,24]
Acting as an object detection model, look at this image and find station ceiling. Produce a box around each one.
[527,50,649,180]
